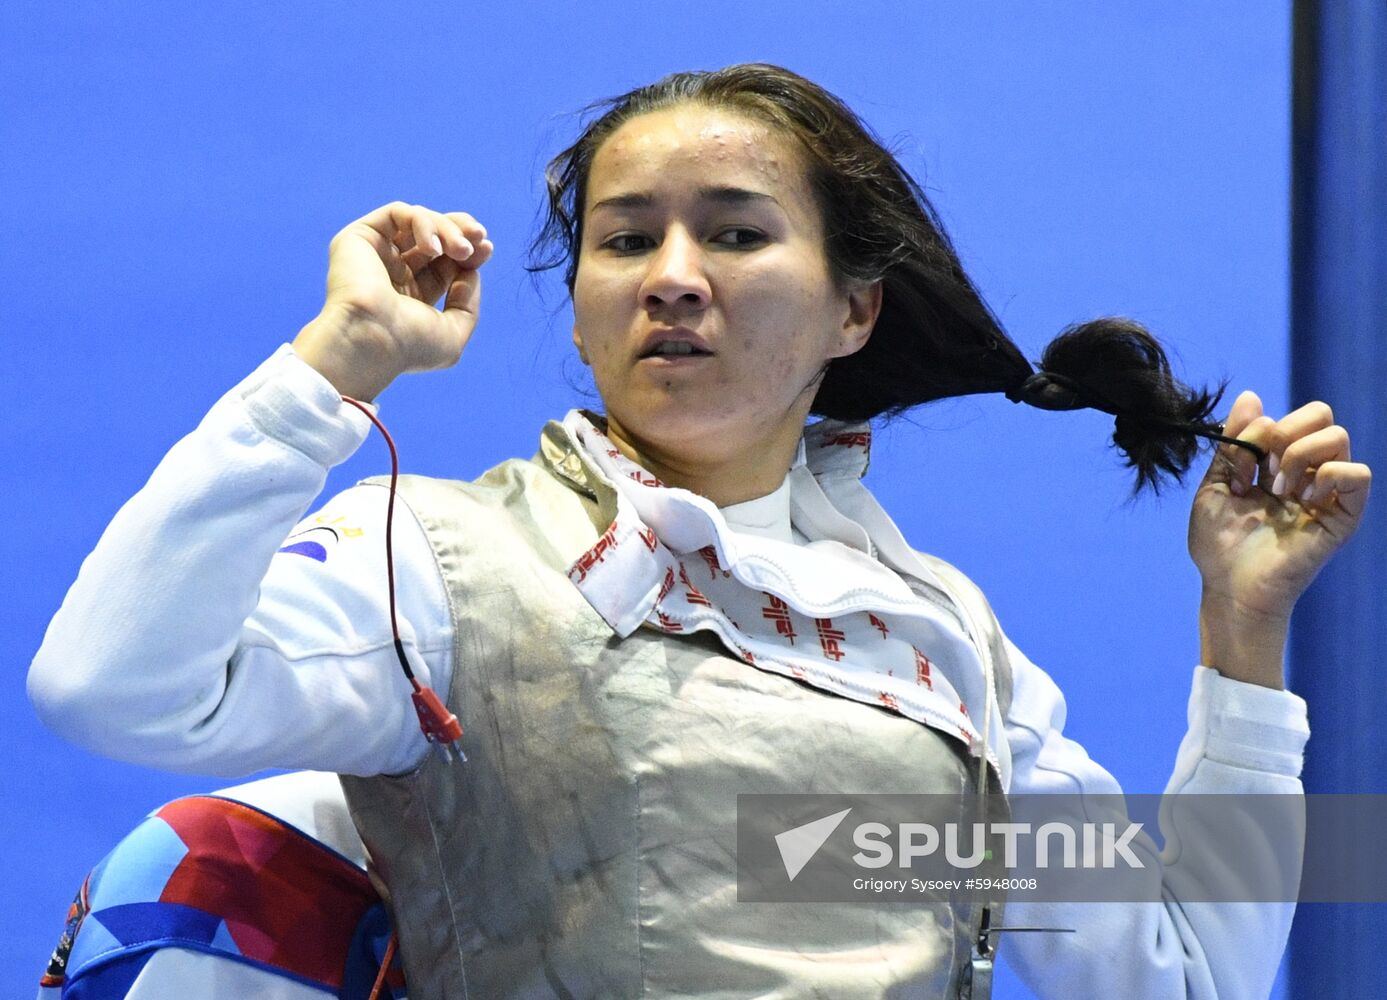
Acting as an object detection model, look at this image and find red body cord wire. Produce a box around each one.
[367,931,399,1000]
[340,396,464,759]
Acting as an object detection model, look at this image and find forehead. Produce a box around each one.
[586,104,809,204]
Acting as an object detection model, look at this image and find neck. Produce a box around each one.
[601,417,802,507]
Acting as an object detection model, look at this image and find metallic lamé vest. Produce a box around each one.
[341,422,1013,999]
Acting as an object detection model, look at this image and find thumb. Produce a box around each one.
[1200,389,1269,496]
[440,266,482,342]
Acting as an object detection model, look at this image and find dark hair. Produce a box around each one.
[528,63,1227,494]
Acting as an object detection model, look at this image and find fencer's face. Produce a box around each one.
[571,104,879,478]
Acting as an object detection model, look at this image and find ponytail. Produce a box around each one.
[529,62,1256,493]
[1002,319,1246,495]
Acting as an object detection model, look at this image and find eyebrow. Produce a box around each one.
[590,185,782,213]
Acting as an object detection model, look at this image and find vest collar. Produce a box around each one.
[536,411,958,633]
[537,410,873,495]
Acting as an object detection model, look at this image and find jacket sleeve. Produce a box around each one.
[998,635,1308,1000]
[27,346,454,778]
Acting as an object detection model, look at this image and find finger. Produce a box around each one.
[415,240,490,305]
[1273,424,1351,498]
[441,266,482,341]
[400,242,438,276]
[336,199,485,305]
[409,205,443,260]
[406,209,488,275]
[400,210,453,276]
[460,238,494,270]
[354,201,423,252]
[1301,460,1372,522]
[442,214,493,269]
[379,240,411,289]
[1265,401,1335,479]
[334,221,413,288]
[413,253,461,305]
[1203,390,1270,496]
[1201,390,1262,493]
[443,211,487,243]
[1222,389,1265,440]
[356,203,485,261]
[436,215,475,262]
[415,220,490,296]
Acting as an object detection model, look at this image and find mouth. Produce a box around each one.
[638,328,715,360]
[641,342,714,359]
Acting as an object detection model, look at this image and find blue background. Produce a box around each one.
[2,3,1297,996]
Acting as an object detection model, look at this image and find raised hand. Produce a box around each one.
[292,202,494,401]
[1188,389,1371,686]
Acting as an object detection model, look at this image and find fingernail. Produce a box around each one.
[1271,471,1286,496]
[1300,483,1314,503]
[1230,478,1248,497]
[460,238,473,257]
[429,234,443,255]
[1268,453,1280,477]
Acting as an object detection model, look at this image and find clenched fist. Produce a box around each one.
[292,202,494,401]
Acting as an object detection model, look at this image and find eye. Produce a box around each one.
[598,228,764,253]
[600,233,652,253]
[712,227,766,248]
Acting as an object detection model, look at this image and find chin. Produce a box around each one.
[626,409,734,445]
[613,403,736,445]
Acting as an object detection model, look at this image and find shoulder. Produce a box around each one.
[270,477,457,624]
[903,545,1019,719]
[358,457,610,566]
[907,545,1005,641]
[911,548,991,602]
[361,455,579,507]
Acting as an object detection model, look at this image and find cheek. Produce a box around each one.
[572,283,619,359]
[741,331,824,407]
[741,284,837,372]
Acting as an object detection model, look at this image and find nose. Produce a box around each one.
[638,227,710,313]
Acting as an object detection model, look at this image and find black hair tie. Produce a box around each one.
[1006,370,1267,463]
[1004,371,1090,412]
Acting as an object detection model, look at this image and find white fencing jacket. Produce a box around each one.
[29,345,1310,999]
